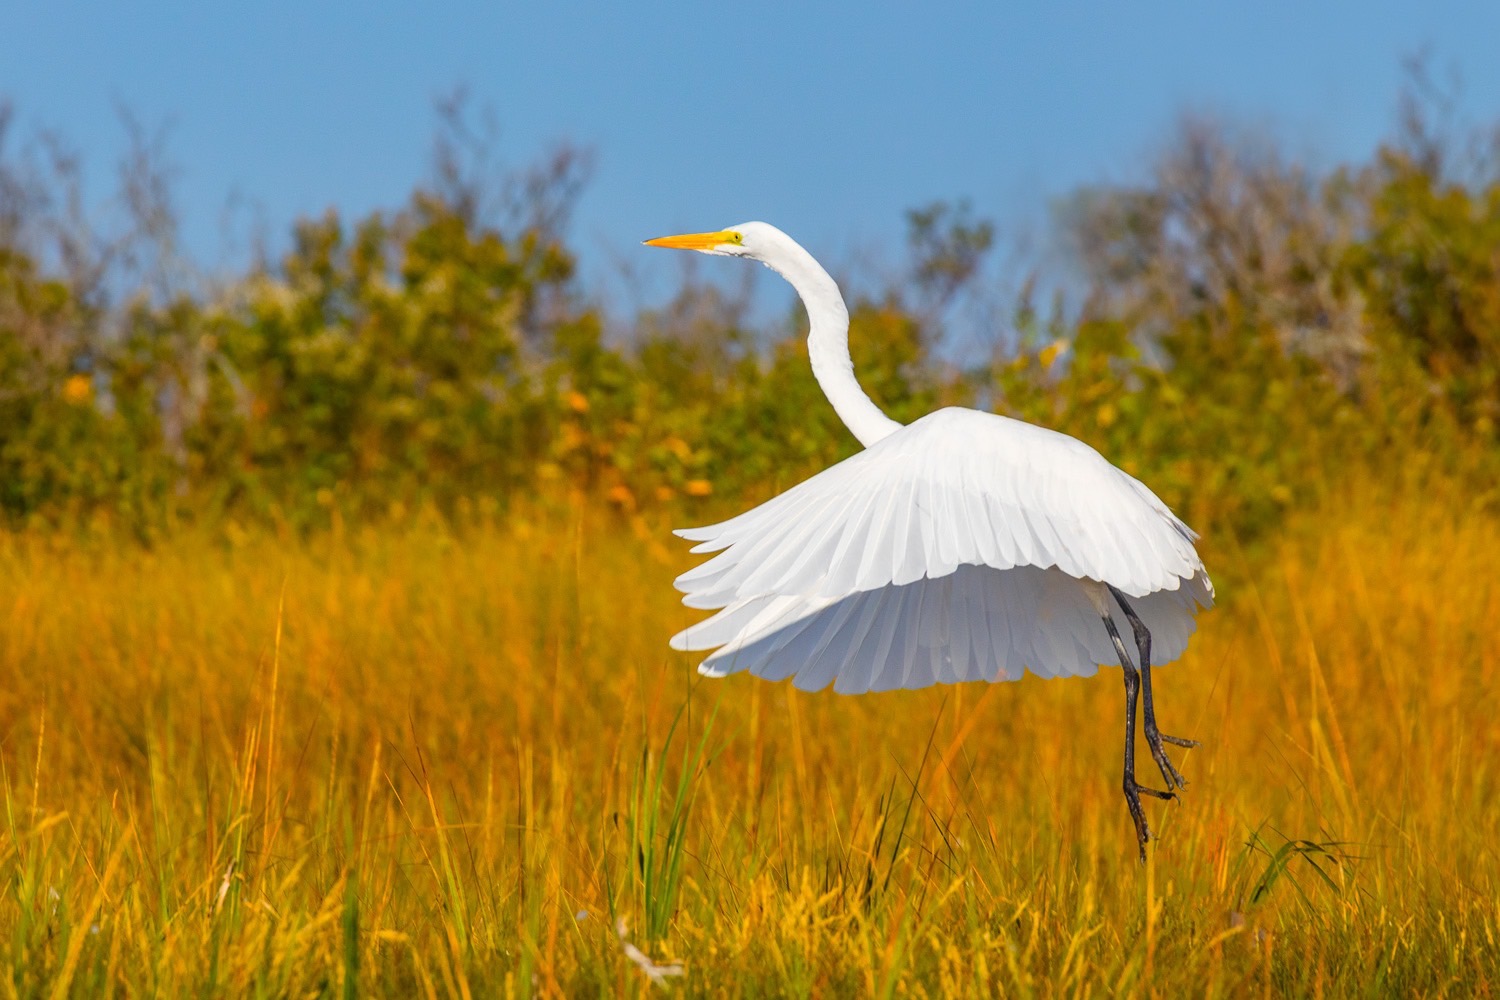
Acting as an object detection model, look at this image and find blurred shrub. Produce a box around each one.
[1023,112,1500,543]
[0,99,1496,542]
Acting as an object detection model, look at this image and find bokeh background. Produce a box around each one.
[1,5,1498,995]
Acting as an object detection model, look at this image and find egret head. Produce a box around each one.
[643,221,778,260]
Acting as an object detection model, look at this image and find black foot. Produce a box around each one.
[1123,781,1175,861]
[1143,726,1198,791]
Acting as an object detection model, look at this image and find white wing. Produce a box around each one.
[672,406,1214,687]
[673,564,1213,693]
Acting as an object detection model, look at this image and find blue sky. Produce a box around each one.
[4,3,1500,316]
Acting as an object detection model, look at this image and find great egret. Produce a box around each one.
[645,222,1213,859]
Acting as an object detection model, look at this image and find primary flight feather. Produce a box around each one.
[645,221,1213,859]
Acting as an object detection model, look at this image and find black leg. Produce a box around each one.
[1100,608,1172,862]
[1108,585,1200,793]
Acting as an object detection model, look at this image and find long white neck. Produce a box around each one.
[757,232,902,448]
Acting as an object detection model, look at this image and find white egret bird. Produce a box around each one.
[644,222,1213,859]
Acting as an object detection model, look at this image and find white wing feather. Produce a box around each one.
[673,564,1213,693]
[672,406,1214,686]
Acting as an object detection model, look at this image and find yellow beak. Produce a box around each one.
[643,230,737,251]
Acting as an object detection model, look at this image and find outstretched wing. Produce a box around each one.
[676,407,1208,604]
[670,406,1213,687]
[672,563,1212,693]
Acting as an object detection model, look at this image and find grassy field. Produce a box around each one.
[0,467,1496,997]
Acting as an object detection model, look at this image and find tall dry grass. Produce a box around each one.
[0,468,1496,996]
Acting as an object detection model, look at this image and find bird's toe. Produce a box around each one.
[1132,782,1174,801]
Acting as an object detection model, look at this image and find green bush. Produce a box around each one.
[0,111,1495,541]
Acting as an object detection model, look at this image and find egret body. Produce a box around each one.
[645,222,1212,859]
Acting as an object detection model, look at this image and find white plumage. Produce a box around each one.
[670,407,1212,691]
[645,221,1212,857]
[644,222,1211,693]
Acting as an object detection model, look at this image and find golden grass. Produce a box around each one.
[0,473,1497,997]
